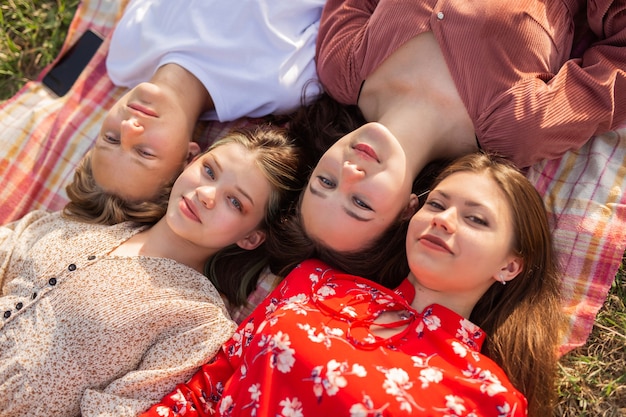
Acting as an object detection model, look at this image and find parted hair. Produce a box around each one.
[433,152,564,417]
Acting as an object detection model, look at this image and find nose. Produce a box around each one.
[120,117,144,149]
[431,208,456,233]
[340,160,365,185]
[197,185,216,210]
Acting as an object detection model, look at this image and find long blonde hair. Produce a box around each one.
[204,125,303,306]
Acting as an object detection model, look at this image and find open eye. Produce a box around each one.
[204,164,216,180]
[352,196,372,211]
[425,200,445,211]
[467,215,488,226]
[317,175,335,188]
[229,196,243,212]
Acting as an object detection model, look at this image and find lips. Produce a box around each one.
[353,143,379,162]
[180,197,201,223]
[418,234,453,254]
[128,102,158,118]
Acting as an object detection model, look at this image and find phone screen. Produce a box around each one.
[42,29,104,96]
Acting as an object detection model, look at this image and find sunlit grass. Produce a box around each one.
[0,0,79,99]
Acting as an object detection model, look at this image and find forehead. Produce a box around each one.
[436,171,509,207]
[91,147,174,202]
[203,141,256,162]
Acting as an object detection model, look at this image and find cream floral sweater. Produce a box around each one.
[0,211,236,416]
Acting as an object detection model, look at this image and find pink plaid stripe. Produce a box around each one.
[528,128,626,353]
[0,0,624,353]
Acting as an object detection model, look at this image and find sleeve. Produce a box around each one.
[138,281,289,417]
[0,211,50,289]
[579,0,626,131]
[137,351,235,417]
[80,304,237,417]
[315,0,378,104]
[479,0,626,167]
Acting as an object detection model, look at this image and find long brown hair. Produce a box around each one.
[267,194,412,288]
[432,152,564,416]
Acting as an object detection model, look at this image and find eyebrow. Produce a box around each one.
[212,154,255,206]
[433,190,487,209]
[308,183,372,223]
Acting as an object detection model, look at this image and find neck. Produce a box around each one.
[357,32,477,179]
[361,94,477,181]
[151,63,214,120]
[125,220,216,273]
[406,273,486,319]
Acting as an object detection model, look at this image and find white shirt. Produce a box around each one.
[107,0,324,121]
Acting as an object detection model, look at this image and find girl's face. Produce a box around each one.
[301,122,416,251]
[165,142,271,252]
[92,82,199,202]
[406,171,522,309]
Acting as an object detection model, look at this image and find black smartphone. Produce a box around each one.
[42,29,104,96]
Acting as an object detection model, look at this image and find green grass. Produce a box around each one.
[0,0,80,99]
[2,1,625,415]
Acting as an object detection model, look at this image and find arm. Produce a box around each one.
[80,306,236,417]
[479,0,626,167]
[574,0,626,133]
[139,286,284,416]
[315,0,379,104]
[138,350,236,417]
[0,211,50,289]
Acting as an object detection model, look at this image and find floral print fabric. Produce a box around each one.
[142,259,527,416]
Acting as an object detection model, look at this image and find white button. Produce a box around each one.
[437,11,444,20]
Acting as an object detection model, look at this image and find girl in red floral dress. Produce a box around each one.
[140,153,563,417]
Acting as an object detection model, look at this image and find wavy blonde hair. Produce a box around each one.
[63,149,174,225]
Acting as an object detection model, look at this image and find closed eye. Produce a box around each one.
[102,133,119,144]
[137,148,156,158]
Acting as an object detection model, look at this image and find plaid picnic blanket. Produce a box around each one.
[1,0,624,354]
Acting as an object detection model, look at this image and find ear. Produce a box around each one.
[495,256,524,284]
[236,229,266,251]
[186,142,201,164]
[400,193,420,220]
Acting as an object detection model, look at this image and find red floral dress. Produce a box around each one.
[141,259,527,416]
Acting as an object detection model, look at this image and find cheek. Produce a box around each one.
[99,112,122,138]
[408,211,430,233]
